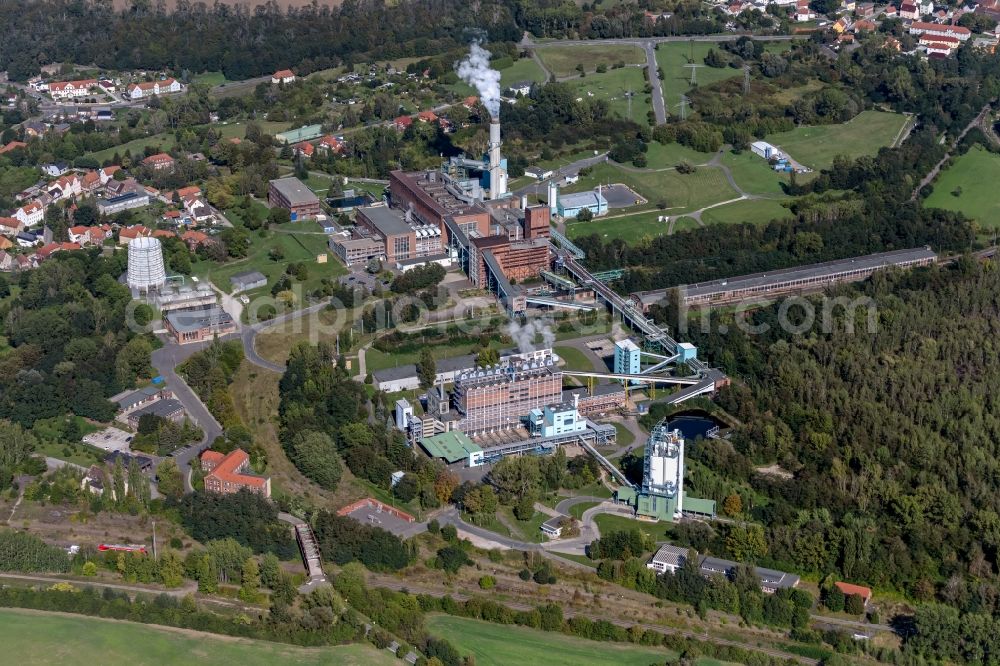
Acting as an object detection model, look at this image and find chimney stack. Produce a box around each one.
[488,118,507,199]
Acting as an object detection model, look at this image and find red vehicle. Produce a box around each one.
[98,543,147,554]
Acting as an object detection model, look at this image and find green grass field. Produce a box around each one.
[593,513,669,543]
[563,67,653,125]
[364,338,505,373]
[720,150,791,197]
[192,229,345,295]
[0,609,397,666]
[565,162,738,214]
[536,45,646,78]
[924,145,1000,229]
[702,198,792,226]
[425,614,678,666]
[656,41,792,114]
[644,141,717,169]
[88,134,176,163]
[500,58,548,87]
[192,71,227,86]
[765,110,909,171]
[565,210,670,244]
[553,345,595,371]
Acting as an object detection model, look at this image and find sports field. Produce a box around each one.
[765,110,910,171]
[0,608,396,666]
[425,614,678,666]
[536,44,646,77]
[924,145,1000,229]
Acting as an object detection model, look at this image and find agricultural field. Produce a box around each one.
[702,198,792,226]
[924,145,1000,229]
[0,609,396,666]
[425,614,679,666]
[536,44,645,78]
[764,110,910,171]
[563,67,653,125]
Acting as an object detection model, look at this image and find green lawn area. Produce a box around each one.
[215,120,292,140]
[500,58,548,87]
[536,45,645,78]
[644,141,716,169]
[192,71,227,86]
[610,422,635,447]
[425,614,679,666]
[0,608,396,666]
[701,198,792,226]
[924,145,1000,229]
[673,216,700,232]
[765,110,910,171]
[553,345,595,371]
[655,41,792,114]
[364,338,505,373]
[656,42,743,112]
[87,133,175,163]
[563,67,653,125]
[34,439,107,468]
[566,210,669,244]
[593,513,669,543]
[192,229,345,296]
[499,507,549,543]
[569,501,600,520]
[563,162,738,219]
[720,150,791,197]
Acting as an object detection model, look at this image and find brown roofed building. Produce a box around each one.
[201,448,271,497]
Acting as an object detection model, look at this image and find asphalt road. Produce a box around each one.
[151,340,227,490]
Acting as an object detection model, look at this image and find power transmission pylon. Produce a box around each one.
[684,63,704,86]
[674,95,690,121]
[743,65,751,95]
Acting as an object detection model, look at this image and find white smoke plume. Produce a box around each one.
[455,41,503,119]
[507,319,556,354]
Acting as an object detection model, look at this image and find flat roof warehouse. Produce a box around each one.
[269,177,319,206]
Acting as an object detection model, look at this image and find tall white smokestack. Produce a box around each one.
[488,118,507,198]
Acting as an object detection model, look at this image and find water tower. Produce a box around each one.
[127,236,167,292]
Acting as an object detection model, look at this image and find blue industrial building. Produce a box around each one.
[556,190,608,219]
[614,339,641,376]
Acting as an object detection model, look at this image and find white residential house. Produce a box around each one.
[48,79,97,100]
[14,201,44,227]
[272,69,296,84]
[183,196,213,224]
[126,78,181,100]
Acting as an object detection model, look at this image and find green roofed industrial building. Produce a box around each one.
[420,431,483,466]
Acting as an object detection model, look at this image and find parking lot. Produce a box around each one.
[82,427,134,453]
[602,183,646,209]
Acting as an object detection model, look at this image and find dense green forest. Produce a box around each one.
[0,0,735,81]
[0,252,150,432]
[681,259,1000,621]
